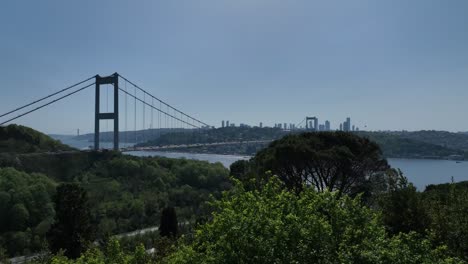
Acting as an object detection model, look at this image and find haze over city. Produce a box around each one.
[1,0,468,134]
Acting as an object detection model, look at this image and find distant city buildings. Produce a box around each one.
[217,116,360,132]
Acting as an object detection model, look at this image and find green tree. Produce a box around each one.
[9,203,29,231]
[159,207,178,238]
[166,178,460,264]
[252,132,390,195]
[378,170,429,234]
[424,182,468,260]
[47,183,94,259]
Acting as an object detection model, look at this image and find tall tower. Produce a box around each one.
[95,73,119,151]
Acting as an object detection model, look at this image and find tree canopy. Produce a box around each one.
[166,178,461,264]
[47,183,94,259]
[249,132,390,195]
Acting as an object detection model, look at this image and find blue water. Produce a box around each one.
[387,158,468,190]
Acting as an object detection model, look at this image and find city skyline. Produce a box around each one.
[1,1,468,134]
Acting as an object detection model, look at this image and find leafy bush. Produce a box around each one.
[166,178,462,264]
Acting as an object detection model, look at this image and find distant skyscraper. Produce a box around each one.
[325,120,330,131]
[259,122,263,128]
[339,123,343,131]
[284,123,287,130]
[345,117,351,131]
[222,120,225,128]
[319,124,325,131]
[226,120,230,127]
[352,125,355,131]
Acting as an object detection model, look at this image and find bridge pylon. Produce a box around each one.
[94,73,119,150]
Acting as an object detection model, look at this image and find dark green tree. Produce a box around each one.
[159,207,178,238]
[252,132,390,195]
[47,183,94,259]
[165,178,458,264]
[229,160,249,180]
[379,171,429,234]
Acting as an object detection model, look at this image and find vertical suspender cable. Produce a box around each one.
[106,84,109,148]
[134,86,137,144]
[151,97,154,140]
[143,93,146,143]
[159,101,161,142]
[125,80,128,144]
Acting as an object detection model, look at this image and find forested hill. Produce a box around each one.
[0,124,74,153]
[356,131,468,160]
[137,127,288,147]
[135,127,468,160]
[387,130,468,152]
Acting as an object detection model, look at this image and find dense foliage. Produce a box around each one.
[0,151,229,258]
[0,125,73,153]
[159,207,178,238]
[47,184,94,259]
[357,131,467,160]
[2,126,468,262]
[166,178,462,264]
[423,182,468,259]
[235,132,390,195]
[390,130,468,152]
[0,168,56,257]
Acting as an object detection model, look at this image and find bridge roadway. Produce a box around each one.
[121,139,273,152]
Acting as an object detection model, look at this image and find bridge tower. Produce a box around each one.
[94,73,119,150]
[305,116,318,131]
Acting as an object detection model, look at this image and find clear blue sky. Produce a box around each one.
[1,0,468,134]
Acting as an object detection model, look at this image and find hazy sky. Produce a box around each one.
[1,0,468,134]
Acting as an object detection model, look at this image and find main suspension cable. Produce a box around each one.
[0,82,95,126]
[0,76,95,119]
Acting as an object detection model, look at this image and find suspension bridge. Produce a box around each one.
[0,73,218,151]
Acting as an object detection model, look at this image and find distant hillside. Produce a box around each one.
[389,130,468,152]
[75,128,184,143]
[137,128,468,160]
[137,126,288,147]
[0,124,74,153]
[357,131,467,160]
[74,127,468,160]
